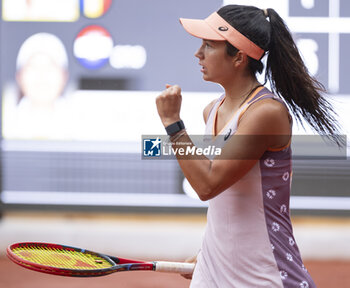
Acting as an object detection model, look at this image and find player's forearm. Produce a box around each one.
[156,85,223,199]
[171,132,218,201]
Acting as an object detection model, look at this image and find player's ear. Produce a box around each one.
[233,51,248,67]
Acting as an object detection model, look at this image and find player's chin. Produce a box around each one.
[202,75,218,84]
[202,73,218,83]
[202,74,211,81]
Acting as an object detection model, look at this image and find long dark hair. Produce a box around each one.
[217,5,342,145]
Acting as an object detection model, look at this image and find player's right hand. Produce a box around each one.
[156,84,182,128]
[180,254,197,280]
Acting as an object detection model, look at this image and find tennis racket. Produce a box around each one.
[7,242,195,277]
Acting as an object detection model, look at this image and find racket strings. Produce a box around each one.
[12,245,112,270]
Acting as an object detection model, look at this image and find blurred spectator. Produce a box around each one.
[3,33,74,139]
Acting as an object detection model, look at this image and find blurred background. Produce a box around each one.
[0,0,349,287]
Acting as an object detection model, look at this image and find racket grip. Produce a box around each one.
[154,261,195,274]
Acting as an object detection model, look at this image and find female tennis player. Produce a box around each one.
[156,4,341,288]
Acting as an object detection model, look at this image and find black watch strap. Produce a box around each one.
[165,120,185,136]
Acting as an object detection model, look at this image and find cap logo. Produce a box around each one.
[218,26,228,31]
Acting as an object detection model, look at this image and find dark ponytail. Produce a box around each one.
[217,5,342,145]
[265,8,342,144]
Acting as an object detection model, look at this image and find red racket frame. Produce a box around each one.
[7,242,155,277]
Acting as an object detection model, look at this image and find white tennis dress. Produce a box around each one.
[190,87,316,288]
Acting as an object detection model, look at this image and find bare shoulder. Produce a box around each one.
[238,98,291,135]
[203,98,218,124]
[249,97,289,118]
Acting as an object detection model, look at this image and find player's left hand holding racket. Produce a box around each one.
[7,242,195,277]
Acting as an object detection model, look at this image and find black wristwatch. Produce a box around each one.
[165,120,185,136]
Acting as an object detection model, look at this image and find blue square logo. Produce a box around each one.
[143,138,162,157]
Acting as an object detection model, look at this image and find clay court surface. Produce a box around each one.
[1,212,350,287]
[0,257,350,288]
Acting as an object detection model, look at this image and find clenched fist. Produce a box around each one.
[156,84,182,128]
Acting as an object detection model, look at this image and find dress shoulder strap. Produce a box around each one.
[205,94,225,134]
[238,88,292,125]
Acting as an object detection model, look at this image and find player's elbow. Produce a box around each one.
[192,164,228,201]
[196,174,238,201]
[196,184,220,201]
[197,191,211,201]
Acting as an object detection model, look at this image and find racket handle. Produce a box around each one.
[154,261,195,274]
